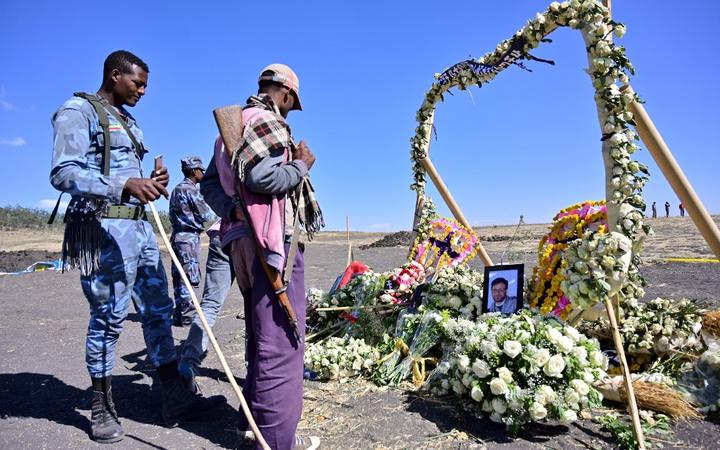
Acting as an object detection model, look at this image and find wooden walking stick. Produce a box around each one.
[149,158,270,450]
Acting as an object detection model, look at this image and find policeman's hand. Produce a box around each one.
[151,166,169,188]
[292,140,316,170]
[122,178,169,204]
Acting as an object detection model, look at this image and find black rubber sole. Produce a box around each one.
[92,433,124,444]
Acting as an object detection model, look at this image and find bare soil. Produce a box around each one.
[1,216,718,449]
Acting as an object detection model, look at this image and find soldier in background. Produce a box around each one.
[169,156,216,326]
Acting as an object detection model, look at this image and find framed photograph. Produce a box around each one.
[482,264,524,315]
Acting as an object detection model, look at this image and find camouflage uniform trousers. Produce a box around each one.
[81,218,176,378]
[170,232,202,313]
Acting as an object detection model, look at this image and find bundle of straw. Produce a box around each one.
[596,377,701,420]
[702,311,720,338]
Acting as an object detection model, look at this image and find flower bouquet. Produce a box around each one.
[429,310,607,432]
[304,335,380,380]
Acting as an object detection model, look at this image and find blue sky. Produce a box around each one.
[1,1,717,231]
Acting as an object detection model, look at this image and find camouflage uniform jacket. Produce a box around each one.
[169,177,216,241]
[50,95,146,206]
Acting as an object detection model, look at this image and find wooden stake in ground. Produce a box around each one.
[346,216,353,267]
[148,201,270,450]
[604,296,646,450]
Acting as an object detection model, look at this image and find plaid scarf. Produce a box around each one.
[234,94,324,240]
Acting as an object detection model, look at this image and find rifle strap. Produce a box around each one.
[48,92,112,225]
[73,92,113,176]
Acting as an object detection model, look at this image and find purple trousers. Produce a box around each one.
[231,238,305,450]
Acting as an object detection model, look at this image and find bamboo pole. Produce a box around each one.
[621,85,720,260]
[605,296,646,449]
[148,202,270,450]
[422,156,494,266]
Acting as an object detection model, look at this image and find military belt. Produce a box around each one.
[104,205,148,220]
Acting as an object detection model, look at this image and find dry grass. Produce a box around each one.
[702,311,720,338]
[620,381,701,420]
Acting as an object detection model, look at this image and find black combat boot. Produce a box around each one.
[90,376,124,443]
[158,361,227,427]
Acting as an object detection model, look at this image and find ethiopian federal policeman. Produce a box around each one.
[169,156,216,326]
[50,50,225,444]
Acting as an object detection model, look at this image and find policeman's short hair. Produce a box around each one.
[491,277,508,289]
[103,50,149,80]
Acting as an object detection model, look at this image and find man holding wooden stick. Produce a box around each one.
[50,50,226,443]
[210,64,323,449]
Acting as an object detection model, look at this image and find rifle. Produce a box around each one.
[213,105,302,342]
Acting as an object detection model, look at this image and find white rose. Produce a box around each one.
[497,367,513,383]
[470,385,484,402]
[565,389,581,405]
[492,397,508,414]
[456,354,470,372]
[490,378,509,395]
[546,327,563,344]
[565,326,581,342]
[447,295,462,309]
[590,350,608,369]
[451,379,467,395]
[535,385,557,405]
[543,355,566,378]
[560,409,578,423]
[503,340,523,359]
[461,372,473,388]
[571,346,588,363]
[480,340,499,356]
[534,348,551,367]
[614,24,626,38]
[490,411,504,423]
[482,399,494,413]
[570,379,590,396]
[556,336,574,354]
[529,402,548,421]
[472,359,491,378]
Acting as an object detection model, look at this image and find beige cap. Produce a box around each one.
[258,63,302,111]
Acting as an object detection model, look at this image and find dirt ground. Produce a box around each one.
[1,217,719,449]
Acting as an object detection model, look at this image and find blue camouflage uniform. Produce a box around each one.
[50,94,176,378]
[169,156,216,324]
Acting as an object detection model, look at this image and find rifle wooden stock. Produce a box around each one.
[213,105,244,160]
[213,105,302,341]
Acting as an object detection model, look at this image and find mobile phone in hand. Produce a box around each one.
[154,155,163,172]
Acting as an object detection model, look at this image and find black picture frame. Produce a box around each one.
[482,264,525,315]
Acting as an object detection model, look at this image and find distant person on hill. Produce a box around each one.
[651,201,657,218]
[679,203,685,217]
[665,201,671,218]
[487,277,517,315]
